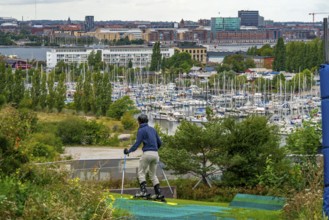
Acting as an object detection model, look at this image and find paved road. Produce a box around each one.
[64,146,143,160]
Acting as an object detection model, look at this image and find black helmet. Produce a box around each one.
[137,114,148,124]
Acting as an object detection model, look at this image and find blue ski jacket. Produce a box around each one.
[128,123,162,153]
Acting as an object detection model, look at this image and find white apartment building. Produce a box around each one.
[47,48,91,68]
[46,46,175,68]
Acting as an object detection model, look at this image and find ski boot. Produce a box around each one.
[134,181,150,199]
[150,184,165,202]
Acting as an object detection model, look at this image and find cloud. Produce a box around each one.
[0,0,80,5]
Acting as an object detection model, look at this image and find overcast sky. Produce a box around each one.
[0,0,329,22]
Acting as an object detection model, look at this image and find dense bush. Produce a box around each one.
[0,166,123,219]
[121,112,137,130]
[56,117,110,145]
[29,132,63,153]
[18,96,33,109]
[56,117,85,144]
[0,107,36,175]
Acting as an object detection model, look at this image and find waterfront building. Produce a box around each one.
[91,28,143,41]
[212,29,281,44]
[143,28,176,43]
[211,17,241,32]
[180,28,210,44]
[102,46,174,67]
[238,10,259,27]
[46,46,174,68]
[175,45,207,64]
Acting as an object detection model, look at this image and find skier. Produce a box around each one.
[124,114,164,200]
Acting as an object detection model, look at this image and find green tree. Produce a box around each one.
[39,72,47,110]
[150,42,162,71]
[160,120,226,186]
[31,70,41,110]
[94,50,102,70]
[88,50,95,67]
[13,69,25,107]
[82,71,95,113]
[163,51,194,76]
[93,71,103,115]
[285,113,321,156]
[5,68,14,103]
[219,116,284,186]
[47,71,56,111]
[100,72,112,115]
[273,37,286,71]
[222,54,254,73]
[0,62,6,95]
[259,44,274,56]
[107,96,137,120]
[128,59,133,68]
[74,75,83,112]
[55,73,66,113]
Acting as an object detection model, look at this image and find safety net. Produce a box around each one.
[112,198,231,220]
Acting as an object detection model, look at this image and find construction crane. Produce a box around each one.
[309,12,329,23]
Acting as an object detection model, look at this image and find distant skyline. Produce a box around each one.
[0,0,329,23]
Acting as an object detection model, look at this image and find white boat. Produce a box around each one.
[151,110,177,121]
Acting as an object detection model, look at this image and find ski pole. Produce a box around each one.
[159,161,174,195]
[121,154,127,197]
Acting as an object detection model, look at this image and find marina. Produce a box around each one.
[107,77,321,136]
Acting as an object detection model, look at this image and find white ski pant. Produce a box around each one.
[138,151,159,186]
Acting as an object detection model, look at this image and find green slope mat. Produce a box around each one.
[113,198,231,220]
[229,193,286,211]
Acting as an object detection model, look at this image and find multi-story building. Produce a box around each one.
[47,48,90,68]
[46,46,175,68]
[143,28,176,43]
[212,29,281,44]
[238,10,259,27]
[102,46,174,67]
[175,45,207,64]
[143,29,160,42]
[180,28,210,43]
[84,16,95,32]
[92,28,143,41]
[211,17,241,32]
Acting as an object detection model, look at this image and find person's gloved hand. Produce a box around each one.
[124,148,129,155]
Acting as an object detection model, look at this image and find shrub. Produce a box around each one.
[56,117,110,145]
[121,112,137,130]
[82,120,110,145]
[56,117,85,144]
[35,121,58,134]
[27,142,58,162]
[282,161,323,219]
[18,97,32,109]
[0,166,122,219]
[0,107,38,176]
[29,132,63,154]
